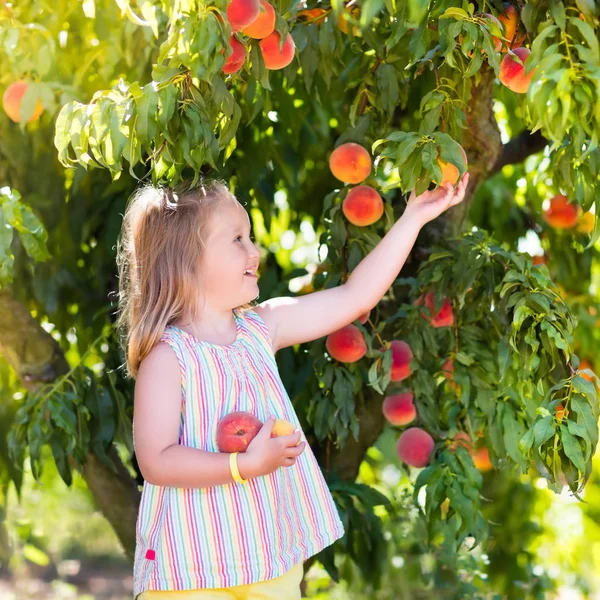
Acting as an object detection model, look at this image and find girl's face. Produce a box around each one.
[199,199,261,309]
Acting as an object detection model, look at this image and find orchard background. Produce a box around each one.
[1,0,600,598]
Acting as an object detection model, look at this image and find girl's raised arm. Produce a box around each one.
[256,174,469,353]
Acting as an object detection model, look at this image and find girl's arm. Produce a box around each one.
[256,174,469,352]
[135,343,261,487]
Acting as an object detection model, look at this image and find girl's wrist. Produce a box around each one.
[401,204,428,229]
[236,452,256,480]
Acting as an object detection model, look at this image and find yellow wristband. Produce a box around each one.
[230,452,247,484]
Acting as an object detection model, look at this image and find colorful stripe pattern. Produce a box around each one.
[133,308,345,597]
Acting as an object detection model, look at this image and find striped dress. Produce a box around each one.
[132,307,345,597]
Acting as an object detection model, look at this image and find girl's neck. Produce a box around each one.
[174,308,237,345]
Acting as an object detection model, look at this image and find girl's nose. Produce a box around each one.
[250,241,261,258]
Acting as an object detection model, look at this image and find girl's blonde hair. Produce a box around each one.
[115,178,255,379]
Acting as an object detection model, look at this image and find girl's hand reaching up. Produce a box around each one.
[405,172,470,226]
[238,417,306,480]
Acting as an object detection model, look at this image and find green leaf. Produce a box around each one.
[570,17,599,63]
[549,0,566,30]
[396,133,421,166]
[560,424,586,473]
[439,7,469,19]
[502,410,528,470]
[532,415,555,449]
[571,395,598,447]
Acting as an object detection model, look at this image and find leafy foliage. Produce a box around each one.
[2,0,600,596]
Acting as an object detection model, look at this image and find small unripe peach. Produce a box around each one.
[242,0,276,39]
[222,36,246,74]
[227,0,261,32]
[329,142,372,184]
[397,427,435,468]
[499,47,535,94]
[2,81,44,123]
[326,324,367,363]
[342,185,384,226]
[382,393,416,426]
[543,195,579,229]
[259,31,296,70]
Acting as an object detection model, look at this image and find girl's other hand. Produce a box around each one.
[405,172,470,226]
[238,417,306,479]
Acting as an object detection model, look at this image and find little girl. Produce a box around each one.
[118,174,468,599]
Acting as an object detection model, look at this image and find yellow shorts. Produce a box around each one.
[136,562,304,600]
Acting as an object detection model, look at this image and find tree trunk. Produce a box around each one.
[0,288,140,561]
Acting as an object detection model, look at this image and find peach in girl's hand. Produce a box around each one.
[270,418,296,438]
[217,412,299,452]
[216,411,263,453]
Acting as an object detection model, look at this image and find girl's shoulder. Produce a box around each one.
[236,306,274,353]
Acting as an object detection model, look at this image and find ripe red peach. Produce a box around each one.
[437,145,467,186]
[227,0,261,32]
[2,81,44,123]
[222,36,247,74]
[242,0,275,38]
[382,392,416,426]
[326,324,367,363]
[216,411,263,452]
[259,31,296,69]
[342,185,384,226]
[543,195,579,229]
[329,142,372,184]
[416,291,454,328]
[499,47,535,93]
[386,340,413,382]
[397,427,435,468]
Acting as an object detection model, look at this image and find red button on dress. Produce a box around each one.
[145,549,156,560]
